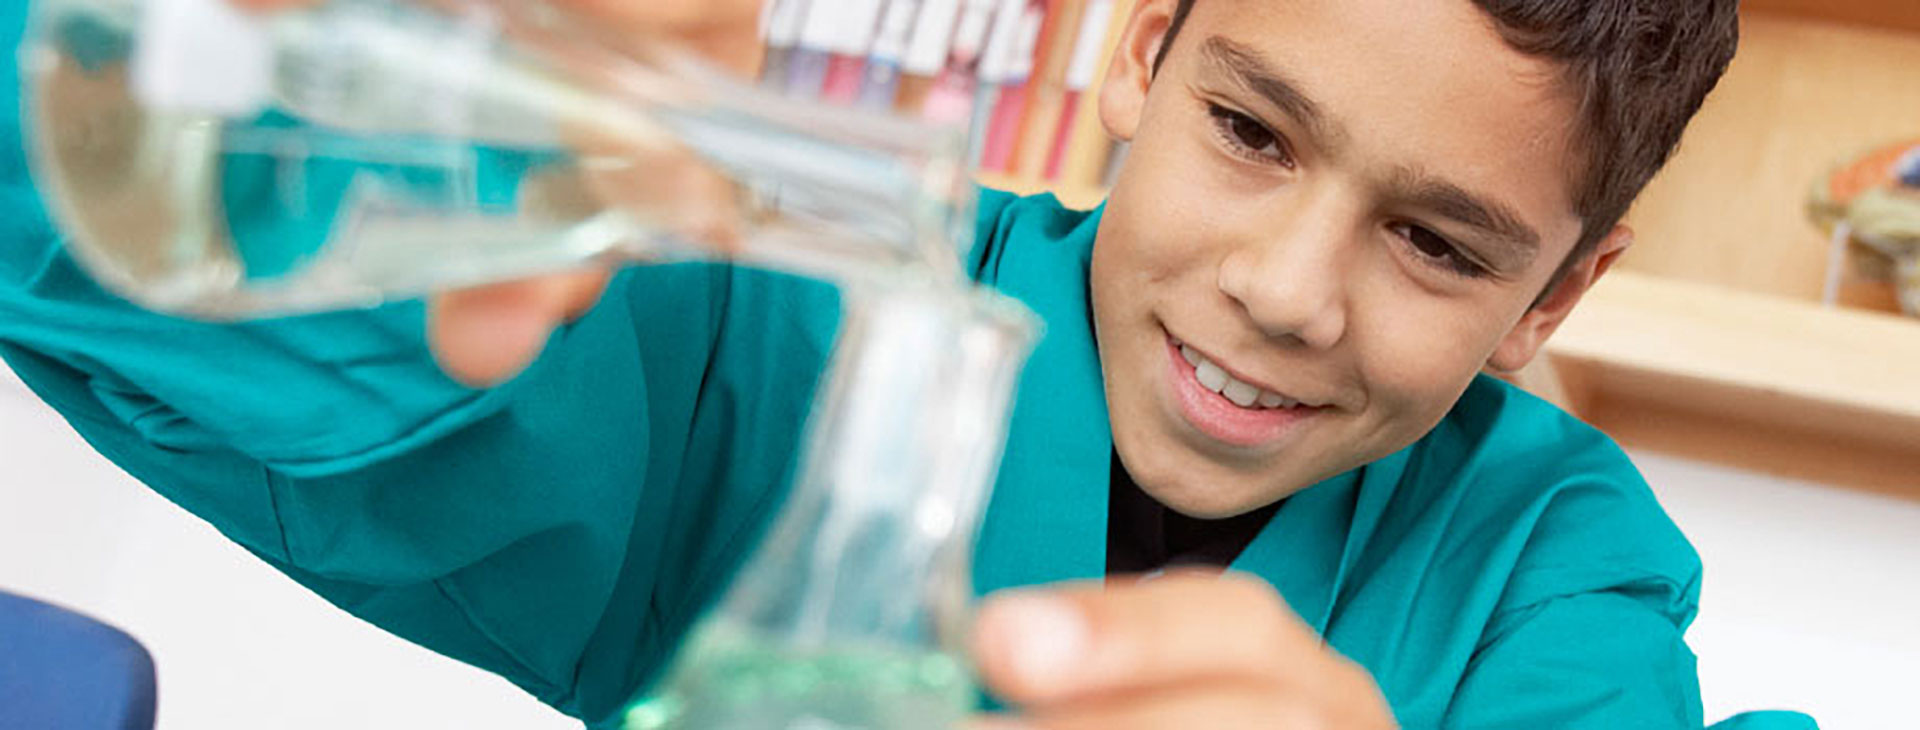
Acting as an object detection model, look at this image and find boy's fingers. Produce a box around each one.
[427,269,611,387]
[972,572,1321,705]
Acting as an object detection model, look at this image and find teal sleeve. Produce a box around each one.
[1447,583,1814,728]
[2,245,829,724]
[1445,590,1701,728]
[1439,441,1706,728]
[2,218,844,725]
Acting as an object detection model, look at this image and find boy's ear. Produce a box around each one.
[1098,0,1179,143]
[1488,225,1634,373]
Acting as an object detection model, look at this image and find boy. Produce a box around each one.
[0,0,1803,727]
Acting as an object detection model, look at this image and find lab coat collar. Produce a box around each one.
[970,200,1113,599]
[1229,450,1404,634]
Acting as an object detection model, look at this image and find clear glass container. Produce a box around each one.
[21,0,975,317]
[621,282,1038,730]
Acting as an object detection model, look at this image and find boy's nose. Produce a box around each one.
[1216,227,1349,351]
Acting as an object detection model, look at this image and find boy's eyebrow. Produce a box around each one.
[1389,166,1542,266]
[1200,36,1341,146]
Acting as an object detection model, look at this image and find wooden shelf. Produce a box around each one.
[1742,0,1920,35]
[1527,272,1920,497]
[1591,6,1920,493]
[977,3,1920,497]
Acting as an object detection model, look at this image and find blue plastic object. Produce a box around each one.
[1711,710,1822,730]
[1897,145,1920,189]
[0,590,157,730]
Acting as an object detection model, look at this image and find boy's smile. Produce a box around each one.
[1091,0,1626,519]
[1165,333,1333,448]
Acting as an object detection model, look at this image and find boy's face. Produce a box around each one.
[1093,0,1627,517]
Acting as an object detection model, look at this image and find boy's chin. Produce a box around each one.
[1151,482,1289,520]
[1116,418,1324,518]
[1133,454,1317,519]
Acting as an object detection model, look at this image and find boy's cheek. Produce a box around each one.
[1350,340,1489,449]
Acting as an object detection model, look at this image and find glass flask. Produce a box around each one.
[621,282,1039,730]
[20,0,975,317]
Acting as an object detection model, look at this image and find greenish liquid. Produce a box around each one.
[622,620,976,730]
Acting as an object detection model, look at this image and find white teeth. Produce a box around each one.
[1194,360,1229,392]
[1222,380,1260,408]
[1180,345,1202,366]
[1184,346,1302,410]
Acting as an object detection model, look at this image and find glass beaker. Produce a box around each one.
[20,0,974,317]
[621,282,1039,730]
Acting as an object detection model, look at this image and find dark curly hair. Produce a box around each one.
[1155,0,1741,286]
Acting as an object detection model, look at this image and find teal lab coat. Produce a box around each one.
[0,4,1815,728]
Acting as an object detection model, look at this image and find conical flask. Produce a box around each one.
[22,0,973,317]
[622,282,1039,730]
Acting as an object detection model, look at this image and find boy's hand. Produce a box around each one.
[971,572,1399,729]
[231,0,763,386]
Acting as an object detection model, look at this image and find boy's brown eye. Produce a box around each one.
[1392,223,1489,279]
[1206,103,1289,165]
[1408,226,1453,258]
[1226,112,1276,151]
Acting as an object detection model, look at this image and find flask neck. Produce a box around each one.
[717,284,1038,649]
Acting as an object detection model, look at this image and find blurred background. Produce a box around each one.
[6,0,1920,727]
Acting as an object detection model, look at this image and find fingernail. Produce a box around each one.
[989,595,1088,687]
